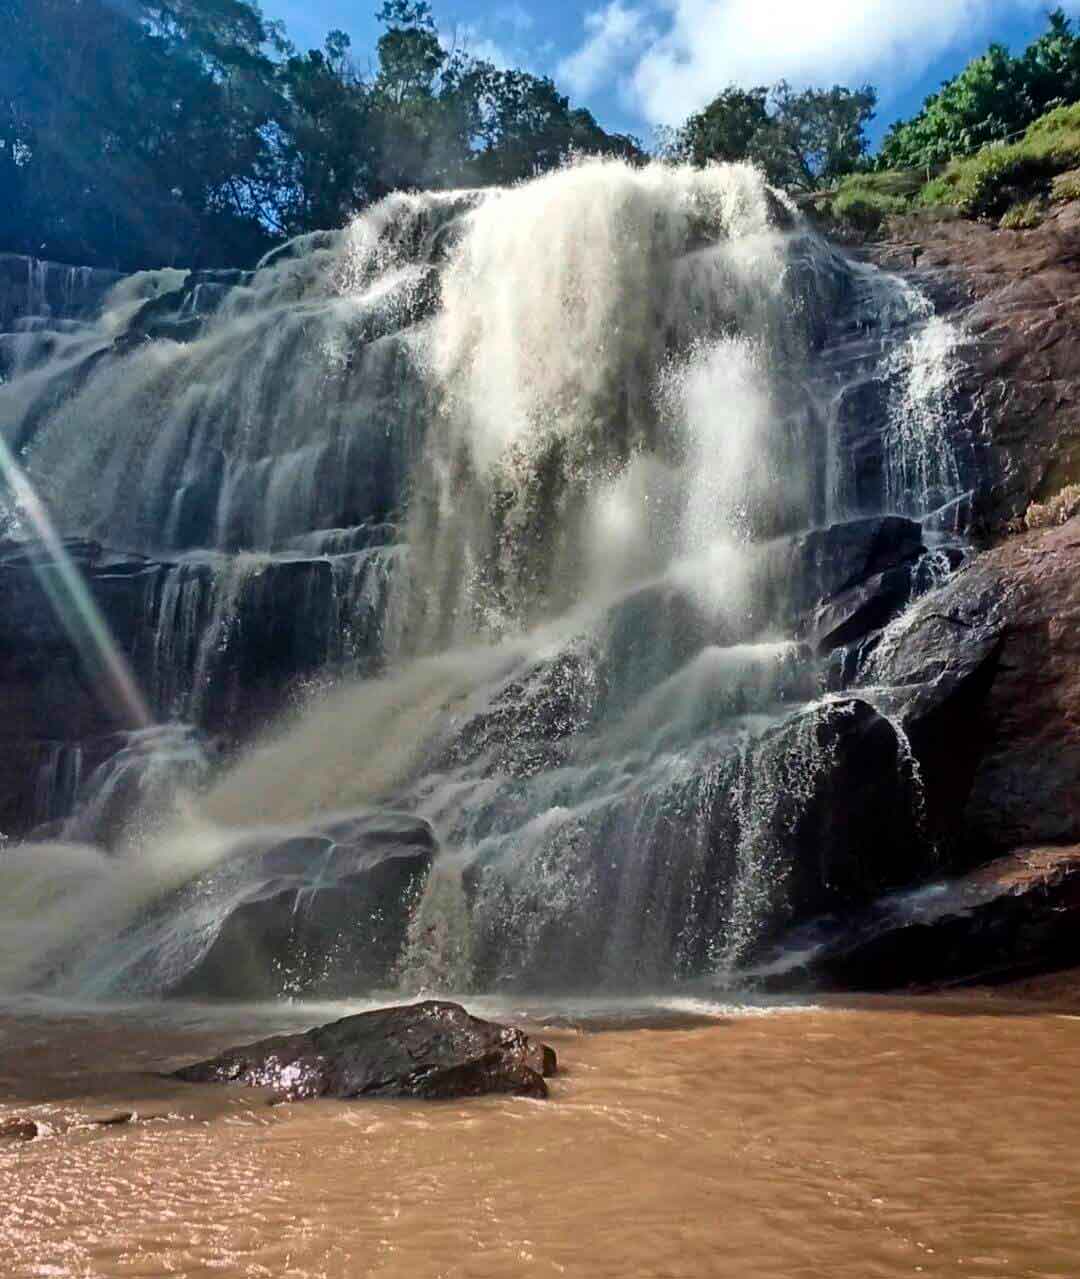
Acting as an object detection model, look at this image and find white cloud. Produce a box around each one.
[559,0,1080,125]
[496,3,536,34]
[557,2,657,98]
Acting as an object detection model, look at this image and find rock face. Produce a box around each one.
[174,1000,557,1101]
[170,813,437,999]
[755,698,929,927]
[743,514,1080,990]
[869,515,1080,860]
[0,537,401,835]
[0,253,121,331]
[864,202,1080,538]
[756,846,1080,992]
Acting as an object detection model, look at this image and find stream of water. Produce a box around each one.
[2,995,1079,1278]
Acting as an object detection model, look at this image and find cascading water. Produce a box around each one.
[0,158,966,999]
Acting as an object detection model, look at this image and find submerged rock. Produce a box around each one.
[0,1117,40,1141]
[174,1000,557,1101]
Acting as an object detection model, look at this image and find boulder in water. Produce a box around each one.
[174,1000,557,1100]
[0,1118,40,1141]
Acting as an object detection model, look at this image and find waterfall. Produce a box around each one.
[0,158,963,998]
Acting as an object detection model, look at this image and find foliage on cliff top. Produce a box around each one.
[879,8,1080,171]
[0,0,642,271]
[661,82,877,192]
[917,102,1080,219]
[816,103,1080,235]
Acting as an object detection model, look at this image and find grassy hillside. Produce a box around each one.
[814,103,1080,235]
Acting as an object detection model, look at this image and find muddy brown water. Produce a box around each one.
[2,994,1079,1278]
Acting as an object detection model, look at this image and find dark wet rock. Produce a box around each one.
[461,694,931,991]
[174,1000,556,1100]
[169,449,227,550]
[806,562,916,653]
[832,378,891,514]
[169,813,436,999]
[86,1111,135,1127]
[0,540,162,769]
[752,517,925,637]
[0,538,402,832]
[599,581,721,707]
[438,646,606,779]
[787,516,925,617]
[752,697,931,930]
[53,725,210,850]
[712,516,933,663]
[757,846,1080,992]
[859,516,1080,861]
[0,1118,40,1141]
[807,546,965,660]
[116,270,250,350]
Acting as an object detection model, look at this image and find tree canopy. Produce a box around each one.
[879,8,1080,170]
[0,0,642,270]
[10,0,1080,271]
[664,81,877,191]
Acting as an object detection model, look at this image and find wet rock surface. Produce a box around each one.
[174,1000,557,1101]
[749,514,1080,989]
[0,1117,40,1141]
[864,202,1080,537]
[754,698,929,927]
[867,515,1080,859]
[0,253,121,330]
[757,846,1080,992]
[0,537,402,832]
[170,813,437,1000]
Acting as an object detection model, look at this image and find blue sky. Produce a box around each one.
[264,0,1080,147]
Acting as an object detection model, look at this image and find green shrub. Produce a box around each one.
[1052,167,1080,200]
[917,175,961,207]
[999,197,1045,228]
[914,103,1080,218]
[1024,101,1080,140]
[835,169,924,198]
[831,186,908,231]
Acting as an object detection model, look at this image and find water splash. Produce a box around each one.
[882,316,962,516]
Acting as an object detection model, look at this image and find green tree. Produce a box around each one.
[277,32,380,233]
[879,9,1080,171]
[0,0,285,268]
[670,81,876,190]
[666,86,770,168]
[462,65,642,183]
[0,0,645,267]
